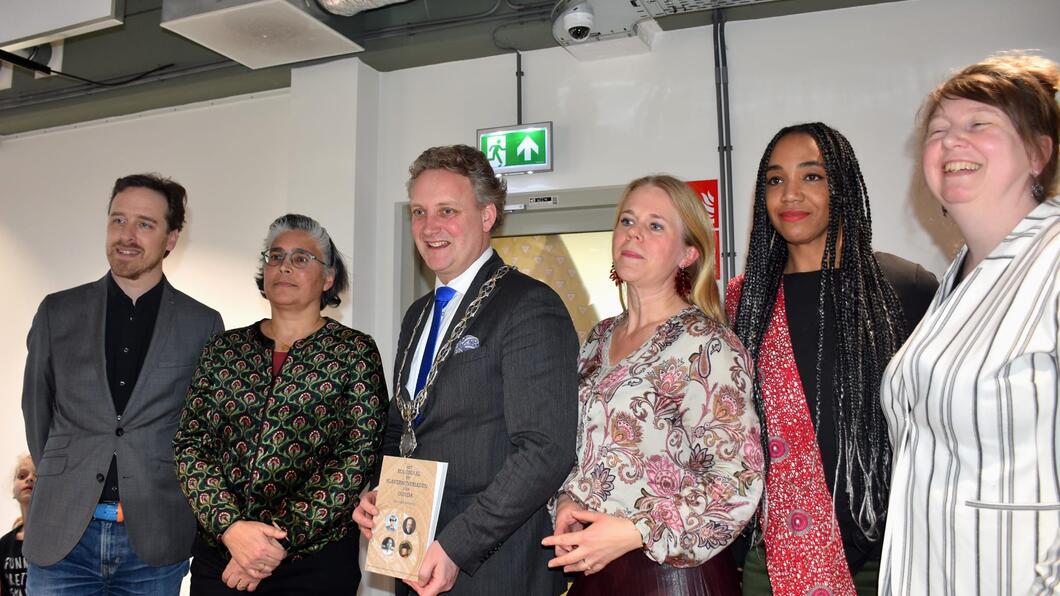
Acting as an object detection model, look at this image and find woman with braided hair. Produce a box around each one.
[726,123,937,595]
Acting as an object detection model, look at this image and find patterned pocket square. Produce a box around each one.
[454,335,480,354]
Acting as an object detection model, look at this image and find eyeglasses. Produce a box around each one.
[261,249,325,269]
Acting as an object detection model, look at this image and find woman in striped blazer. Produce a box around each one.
[879,52,1060,595]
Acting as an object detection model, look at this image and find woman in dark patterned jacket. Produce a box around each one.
[174,213,388,595]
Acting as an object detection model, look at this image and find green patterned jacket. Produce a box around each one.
[174,318,388,557]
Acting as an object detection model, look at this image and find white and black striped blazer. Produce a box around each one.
[880,197,1060,596]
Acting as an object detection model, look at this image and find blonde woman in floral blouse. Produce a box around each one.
[173,214,387,595]
[543,176,764,595]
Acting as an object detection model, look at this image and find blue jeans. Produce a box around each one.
[27,520,188,595]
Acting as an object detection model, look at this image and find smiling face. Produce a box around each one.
[612,184,699,293]
[764,133,832,256]
[923,97,1045,210]
[409,168,496,285]
[262,230,334,312]
[12,456,34,508]
[106,186,179,283]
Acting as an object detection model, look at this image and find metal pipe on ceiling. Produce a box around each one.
[0,59,235,111]
[712,8,737,285]
[355,0,551,41]
[516,51,523,125]
[315,0,410,17]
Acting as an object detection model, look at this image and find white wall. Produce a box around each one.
[368,0,1059,368]
[287,58,382,330]
[0,0,1056,590]
[721,0,1060,271]
[371,31,727,361]
[0,91,292,526]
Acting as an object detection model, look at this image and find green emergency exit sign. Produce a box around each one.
[477,122,553,175]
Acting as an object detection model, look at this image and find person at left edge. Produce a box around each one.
[174,213,387,595]
[353,144,579,596]
[0,454,35,596]
[21,173,224,595]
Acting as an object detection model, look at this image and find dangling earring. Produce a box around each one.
[674,267,692,297]
[1031,174,1045,201]
[609,264,623,286]
[941,205,949,217]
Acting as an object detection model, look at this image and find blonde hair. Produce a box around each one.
[12,453,31,530]
[614,175,725,323]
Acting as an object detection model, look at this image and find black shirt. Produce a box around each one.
[0,525,25,596]
[101,274,164,502]
[783,252,937,573]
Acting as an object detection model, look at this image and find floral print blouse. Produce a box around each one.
[173,319,387,557]
[559,306,763,567]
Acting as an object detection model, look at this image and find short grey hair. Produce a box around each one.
[254,213,349,309]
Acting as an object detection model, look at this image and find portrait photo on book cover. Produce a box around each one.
[380,536,395,556]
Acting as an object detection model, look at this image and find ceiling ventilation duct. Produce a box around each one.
[161,0,366,70]
[315,0,409,17]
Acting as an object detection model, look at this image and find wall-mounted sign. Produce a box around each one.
[687,179,721,280]
[477,122,553,175]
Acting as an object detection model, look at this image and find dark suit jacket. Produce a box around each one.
[21,275,223,566]
[383,253,578,595]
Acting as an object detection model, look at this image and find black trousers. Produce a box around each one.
[190,533,361,596]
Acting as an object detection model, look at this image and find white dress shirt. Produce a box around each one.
[404,247,494,400]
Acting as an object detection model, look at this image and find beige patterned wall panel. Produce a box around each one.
[492,232,620,343]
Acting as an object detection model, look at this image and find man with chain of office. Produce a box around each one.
[353,144,578,595]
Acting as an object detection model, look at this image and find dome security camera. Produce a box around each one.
[563,3,594,41]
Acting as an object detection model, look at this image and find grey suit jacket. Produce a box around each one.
[383,254,579,595]
[21,274,223,566]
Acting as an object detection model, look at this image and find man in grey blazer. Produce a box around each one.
[353,145,578,595]
[21,173,223,594]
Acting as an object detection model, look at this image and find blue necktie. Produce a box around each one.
[414,286,457,408]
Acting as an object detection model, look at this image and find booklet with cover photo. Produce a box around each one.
[364,456,448,582]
